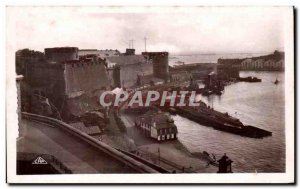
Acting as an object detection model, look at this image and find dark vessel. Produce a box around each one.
[201,73,225,96]
[167,103,272,138]
[274,78,279,84]
[214,90,223,95]
[202,89,213,96]
[238,76,262,82]
[187,73,225,96]
[187,77,203,94]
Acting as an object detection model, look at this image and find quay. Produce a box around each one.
[120,112,218,173]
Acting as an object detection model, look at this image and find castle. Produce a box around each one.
[17,47,169,121]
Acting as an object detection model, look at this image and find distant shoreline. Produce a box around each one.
[170,52,273,56]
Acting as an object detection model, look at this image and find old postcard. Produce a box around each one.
[6,6,294,183]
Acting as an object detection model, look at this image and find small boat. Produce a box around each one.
[214,89,223,95]
[202,151,218,166]
[274,78,279,84]
[174,61,185,66]
[202,89,212,96]
[238,76,262,82]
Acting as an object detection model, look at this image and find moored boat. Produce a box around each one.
[167,105,272,138]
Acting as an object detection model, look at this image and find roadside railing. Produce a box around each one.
[137,148,195,173]
[117,149,170,173]
[21,112,160,173]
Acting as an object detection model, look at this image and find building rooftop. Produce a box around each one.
[138,110,178,130]
[44,47,78,52]
[70,122,101,136]
[78,49,121,58]
[136,74,164,87]
[106,55,146,65]
[142,52,169,56]
[63,95,103,118]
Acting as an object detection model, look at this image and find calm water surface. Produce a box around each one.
[172,71,285,173]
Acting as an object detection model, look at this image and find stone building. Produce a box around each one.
[22,47,110,121]
[142,52,169,82]
[170,71,191,83]
[15,49,45,75]
[79,49,169,89]
[78,49,121,58]
[135,111,178,142]
[45,47,79,62]
[240,58,284,71]
[79,48,154,89]
[124,48,135,55]
[105,54,153,88]
[218,51,285,71]
[170,63,215,81]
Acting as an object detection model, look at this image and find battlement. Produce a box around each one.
[45,47,79,62]
[142,52,168,57]
[142,52,169,81]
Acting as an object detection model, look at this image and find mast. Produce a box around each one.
[144,37,148,52]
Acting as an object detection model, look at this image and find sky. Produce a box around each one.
[7,6,291,54]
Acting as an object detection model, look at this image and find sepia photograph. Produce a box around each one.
[6,6,294,184]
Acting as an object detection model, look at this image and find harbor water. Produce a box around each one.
[172,71,285,172]
[170,53,284,173]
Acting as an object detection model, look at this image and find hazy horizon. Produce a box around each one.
[15,47,277,56]
[8,7,288,54]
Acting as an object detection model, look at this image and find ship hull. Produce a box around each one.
[170,107,272,138]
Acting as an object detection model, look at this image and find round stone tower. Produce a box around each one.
[142,52,169,81]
